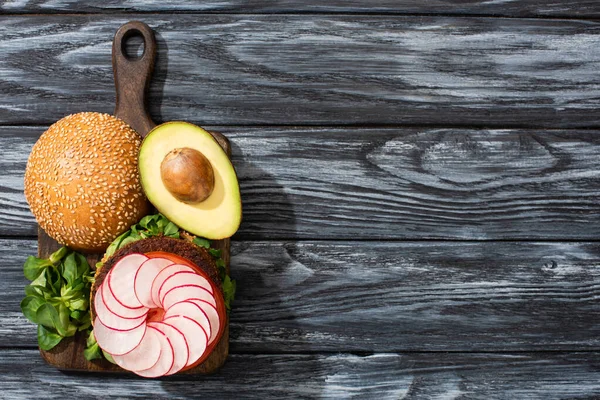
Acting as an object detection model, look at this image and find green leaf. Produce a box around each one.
[30,271,48,289]
[35,303,58,329]
[164,222,179,237]
[24,285,48,298]
[75,253,90,279]
[215,258,226,280]
[37,325,62,351]
[60,283,85,302]
[86,329,97,347]
[68,297,88,311]
[45,267,62,296]
[58,304,72,333]
[84,331,102,361]
[23,256,51,281]
[222,275,236,311]
[102,350,116,364]
[105,230,129,258]
[48,247,68,265]
[64,323,78,337]
[77,314,91,331]
[193,237,211,249]
[62,253,78,286]
[156,215,167,230]
[21,296,45,324]
[69,282,85,293]
[138,214,156,229]
[35,303,69,336]
[83,342,102,361]
[118,234,141,249]
[209,248,222,258]
[70,310,83,321]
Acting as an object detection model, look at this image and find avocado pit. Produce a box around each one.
[160,147,215,204]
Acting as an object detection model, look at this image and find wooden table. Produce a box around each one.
[2,2,600,398]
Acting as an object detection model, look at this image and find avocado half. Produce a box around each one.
[139,122,242,239]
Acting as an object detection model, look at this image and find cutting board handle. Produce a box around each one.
[112,21,157,137]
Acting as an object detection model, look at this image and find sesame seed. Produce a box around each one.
[23,112,147,251]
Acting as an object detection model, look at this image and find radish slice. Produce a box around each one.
[162,285,216,310]
[164,301,211,345]
[93,317,146,356]
[107,253,148,309]
[158,271,213,304]
[102,279,148,319]
[94,282,146,330]
[151,264,195,307]
[150,322,189,375]
[188,299,221,345]
[134,258,174,308]
[164,315,208,367]
[134,325,174,378]
[112,328,161,372]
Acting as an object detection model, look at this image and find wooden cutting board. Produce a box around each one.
[37,21,230,374]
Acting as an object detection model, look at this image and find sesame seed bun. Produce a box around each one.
[24,112,150,252]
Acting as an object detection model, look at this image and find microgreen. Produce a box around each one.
[20,247,93,352]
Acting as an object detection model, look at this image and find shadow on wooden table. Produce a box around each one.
[160,132,319,392]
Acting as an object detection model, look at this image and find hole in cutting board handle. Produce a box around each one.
[112,21,157,136]
[121,29,145,61]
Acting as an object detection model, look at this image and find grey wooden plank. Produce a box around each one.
[2,0,600,18]
[3,238,600,351]
[1,349,600,399]
[4,126,600,240]
[2,16,600,128]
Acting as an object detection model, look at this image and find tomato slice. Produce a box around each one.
[145,250,227,370]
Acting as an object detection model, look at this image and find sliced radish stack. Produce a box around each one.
[163,301,211,345]
[134,326,175,378]
[93,317,147,356]
[134,258,174,308]
[150,322,189,375]
[162,285,216,310]
[107,253,148,309]
[163,315,208,367]
[150,264,195,307]
[93,250,225,378]
[94,283,147,330]
[112,328,162,371]
[102,270,149,319]
[158,271,213,303]
[188,299,221,345]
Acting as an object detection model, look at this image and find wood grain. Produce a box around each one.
[1,349,600,399]
[2,0,600,18]
[5,126,600,240]
[4,238,600,352]
[2,16,600,127]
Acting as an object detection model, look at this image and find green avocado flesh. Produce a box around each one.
[139,122,242,239]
